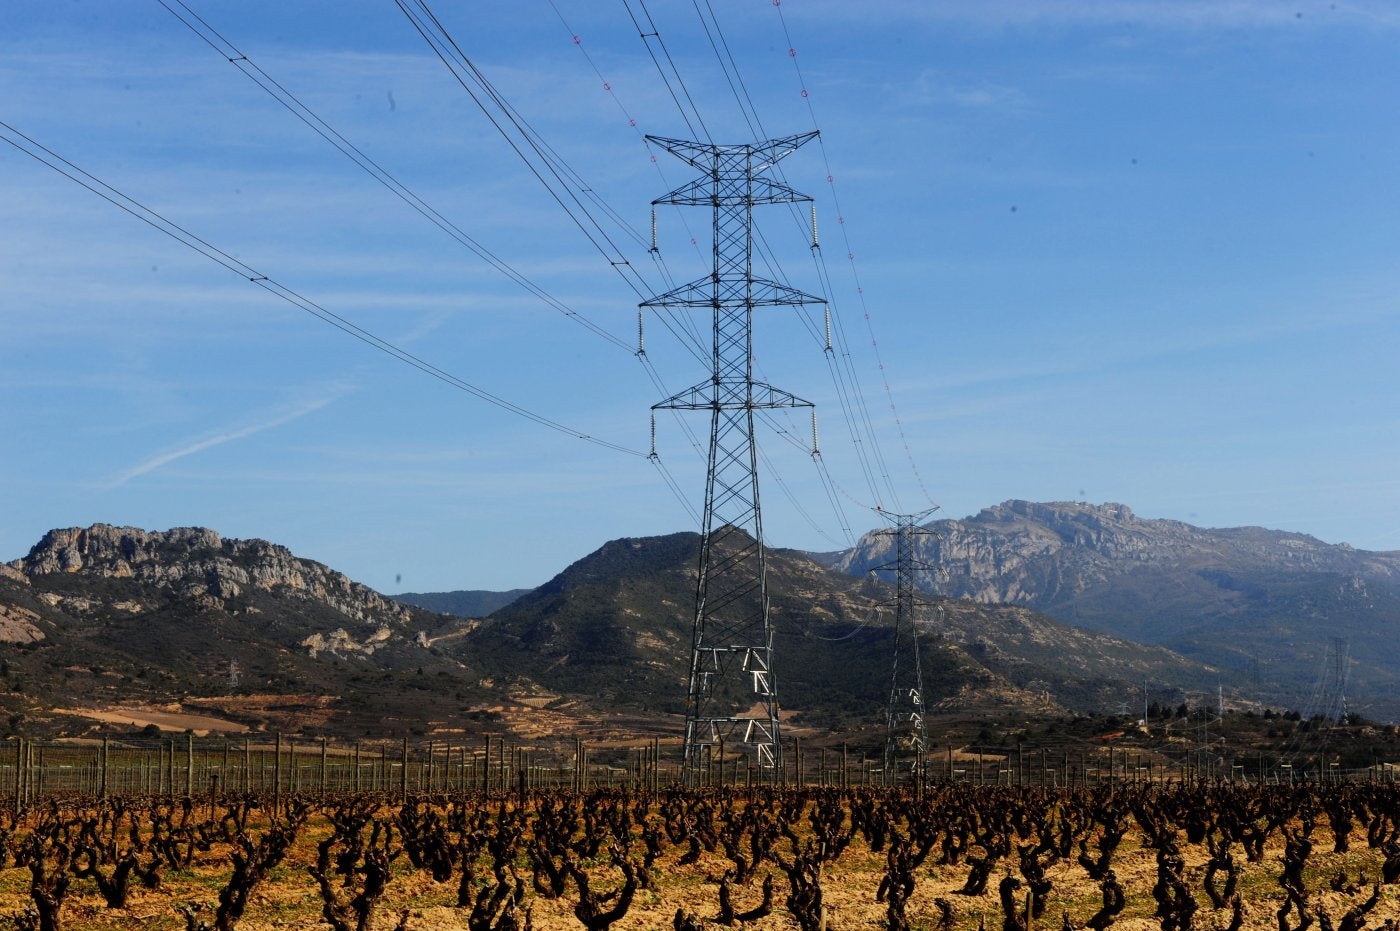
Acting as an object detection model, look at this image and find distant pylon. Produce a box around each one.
[643,132,823,783]
[1302,635,1350,724]
[868,507,939,783]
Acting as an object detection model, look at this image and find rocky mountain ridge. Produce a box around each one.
[827,500,1400,718]
[0,524,472,736]
[11,524,412,630]
[0,521,1231,740]
[832,500,1400,602]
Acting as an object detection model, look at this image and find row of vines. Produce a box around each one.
[3,781,1400,929]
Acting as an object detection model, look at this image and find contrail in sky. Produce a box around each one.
[108,387,349,487]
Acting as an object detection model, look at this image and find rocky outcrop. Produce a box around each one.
[0,603,44,643]
[828,500,1400,718]
[0,524,494,737]
[834,500,1400,607]
[301,626,395,658]
[11,524,411,626]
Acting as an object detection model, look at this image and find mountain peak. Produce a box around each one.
[831,502,1400,718]
[976,499,1136,523]
[11,523,410,627]
[16,524,229,577]
[969,500,1145,538]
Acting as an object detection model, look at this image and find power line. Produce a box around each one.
[542,6,847,541]
[668,0,908,516]
[163,0,716,400]
[398,0,719,470]
[772,0,939,511]
[159,0,713,523]
[674,0,919,515]
[624,2,883,540]
[392,0,734,531]
[395,0,658,302]
[543,2,713,353]
[622,0,712,145]
[0,118,646,459]
[757,442,845,549]
[695,0,766,139]
[159,0,635,355]
[396,0,723,387]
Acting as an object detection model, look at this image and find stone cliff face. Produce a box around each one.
[835,500,1400,608]
[10,524,411,627]
[829,500,1400,718]
[0,526,490,737]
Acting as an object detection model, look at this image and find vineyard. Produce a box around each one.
[2,738,1400,929]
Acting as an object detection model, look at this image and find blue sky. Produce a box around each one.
[4,1,1399,593]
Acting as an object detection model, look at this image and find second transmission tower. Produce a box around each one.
[868,508,939,784]
[643,131,823,782]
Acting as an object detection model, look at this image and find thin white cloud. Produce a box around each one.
[106,385,352,487]
[797,0,1400,30]
[886,70,1034,114]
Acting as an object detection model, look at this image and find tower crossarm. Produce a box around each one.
[653,381,812,412]
[653,176,814,207]
[646,131,819,174]
[641,277,825,309]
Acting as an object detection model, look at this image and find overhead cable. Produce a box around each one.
[772,0,938,511]
[0,119,646,459]
[160,0,637,355]
[395,0,655,301]
[673,0,904,515]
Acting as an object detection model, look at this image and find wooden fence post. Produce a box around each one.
[273,733,283,817]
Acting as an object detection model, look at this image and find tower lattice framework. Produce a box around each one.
[869,508,939,782]
[643,131,823,781]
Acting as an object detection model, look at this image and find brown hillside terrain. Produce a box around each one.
[2,524,1230,744]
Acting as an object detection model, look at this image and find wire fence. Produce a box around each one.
[4,733,1394,808]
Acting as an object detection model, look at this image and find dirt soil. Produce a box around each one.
[1,790,1398,930]
[51,704,251,736]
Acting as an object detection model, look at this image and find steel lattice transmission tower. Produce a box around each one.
[868,508,939,782]
[642,131,823,781]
